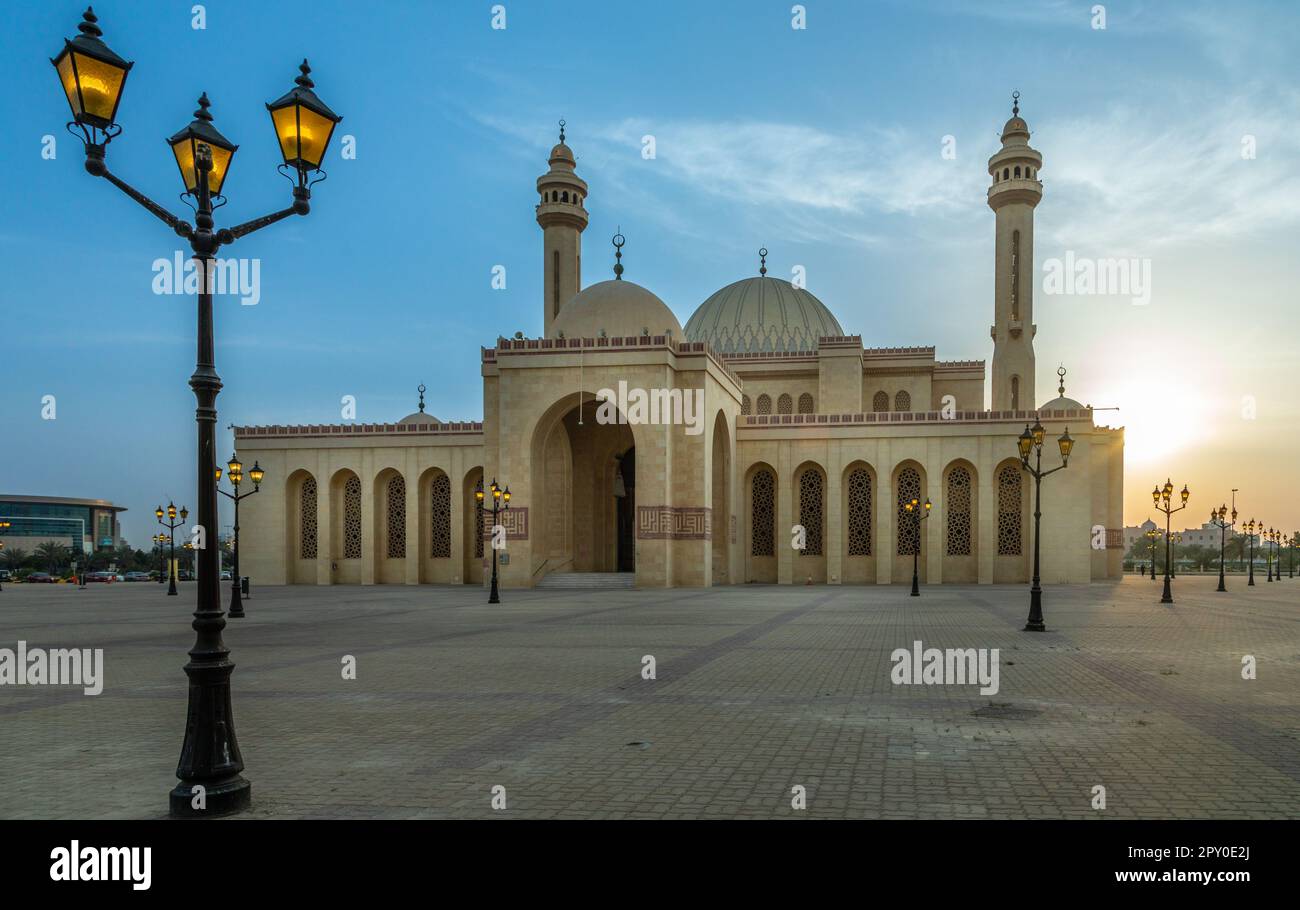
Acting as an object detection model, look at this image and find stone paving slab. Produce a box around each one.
[0,576,1296,819]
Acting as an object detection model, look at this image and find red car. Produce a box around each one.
[25,573,56,583]
[86,571,116,583]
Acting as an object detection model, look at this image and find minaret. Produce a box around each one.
[537,120,589,337]
[988,92,1042,411]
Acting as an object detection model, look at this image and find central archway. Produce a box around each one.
[531,395,637,580]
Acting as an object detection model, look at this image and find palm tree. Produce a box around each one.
[1,546,28,571]
[34,541,69,574]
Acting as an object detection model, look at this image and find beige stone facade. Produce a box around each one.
[235,104,1125,589]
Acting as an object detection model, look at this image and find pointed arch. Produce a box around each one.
[745,462,777,583]
[841,461,876,584]
[942,459,978,583]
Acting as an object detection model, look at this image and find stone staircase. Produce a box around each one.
[535,572,636,590]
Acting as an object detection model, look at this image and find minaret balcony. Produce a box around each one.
[987,179,1043,210]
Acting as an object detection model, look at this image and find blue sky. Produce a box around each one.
[2,0,1298,547]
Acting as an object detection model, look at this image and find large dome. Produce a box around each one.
[685,276,844,354]
[550,279,683,340]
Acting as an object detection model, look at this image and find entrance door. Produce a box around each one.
[615,447,636,572]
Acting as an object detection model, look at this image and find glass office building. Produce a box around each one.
[0,495,127,554]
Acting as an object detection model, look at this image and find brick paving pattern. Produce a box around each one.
[0,575,1296,819]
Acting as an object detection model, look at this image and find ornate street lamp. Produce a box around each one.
[903,497,931,597]
[476,478,510,604]
[1145,527,1158,580]
[156,502,187,596]
[1245,519,1257,586]
[51,8,132,139]
[1267,528,1278,582]
[153,533,168,584]
[54,7,342,817]
[1210,505,1232,593]
[1017,421,1072,631]
[217,454,263,618]
[1152,480,1189,604]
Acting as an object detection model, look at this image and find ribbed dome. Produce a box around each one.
[398,410,439,425]
[550,279,683,340]
[685,276,844,354]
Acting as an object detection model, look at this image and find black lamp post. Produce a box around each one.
[1017,420,1073,632]
[53,7,342,818]
[216,455,263,619]
[0,535,7,593]
[1210,504,1232,593]
[903,496,931,597]
[476,478,510,604]
[1169,532,1180,579]
[1266,528,1278,582]
[153,533,167,584]
[1146,528,1159,580]
[155,502,187,596]
[1245,519,1257,585]
[1152,479,1190,604]
[1289,532,1296,579]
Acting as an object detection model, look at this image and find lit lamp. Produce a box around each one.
[51,7,132,134]
[1016,421,1073,631]
[267,60,342,213]
[476,478,510,604]
[168,93,238,197]
[903,497,932,597]
[249,462,264,488]
[1152,477,1189,604]
[218,452,263,619]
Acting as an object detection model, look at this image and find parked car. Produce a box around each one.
[124,571,151,582]
[25,572,56,583]
[86,571,116,583]
[220,571,232,581]
[0,569,11,582]
[178,570,195,581]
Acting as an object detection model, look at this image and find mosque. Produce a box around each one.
[235,99,1125,589]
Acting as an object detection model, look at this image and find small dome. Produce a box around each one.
[551,279,683,341]
[399,410,439,425]
[1001,116,1029,141]
[685,276,844,354]
[549,141,575,166]
[1039,395,1085,412]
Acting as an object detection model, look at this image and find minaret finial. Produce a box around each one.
[417,383,427,413]
[1057,365,1066,397]
[759,247,768,277]
[558,118,566,143]
[612,229,625,280]
[1012,90,1020,117]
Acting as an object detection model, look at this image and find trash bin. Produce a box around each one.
[240,576,250,598]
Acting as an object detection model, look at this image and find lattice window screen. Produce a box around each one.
[300,478,317,559]
[751,470,775,556]
[896,467,921,556]
[430,473,451,558]
[848,469,872,556]
[798,469,824,556]
[386,476,406,559]
[998,465,1023,555]
[946,466,972,556]
[343,475,362,559]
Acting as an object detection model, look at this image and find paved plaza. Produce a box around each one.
[1,575,1297,819]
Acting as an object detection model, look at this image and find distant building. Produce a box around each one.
[0,495,127,555]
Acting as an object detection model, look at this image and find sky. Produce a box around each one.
[1,0,1297,548]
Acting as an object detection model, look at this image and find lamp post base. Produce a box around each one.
[229,584,244,619]
[1161,576,1173,604]
[1024,586,1045,632]
[169,774,250,818]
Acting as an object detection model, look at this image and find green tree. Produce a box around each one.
[34,541,69,574]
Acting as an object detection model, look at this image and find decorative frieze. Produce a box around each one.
[637,506,711,540]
